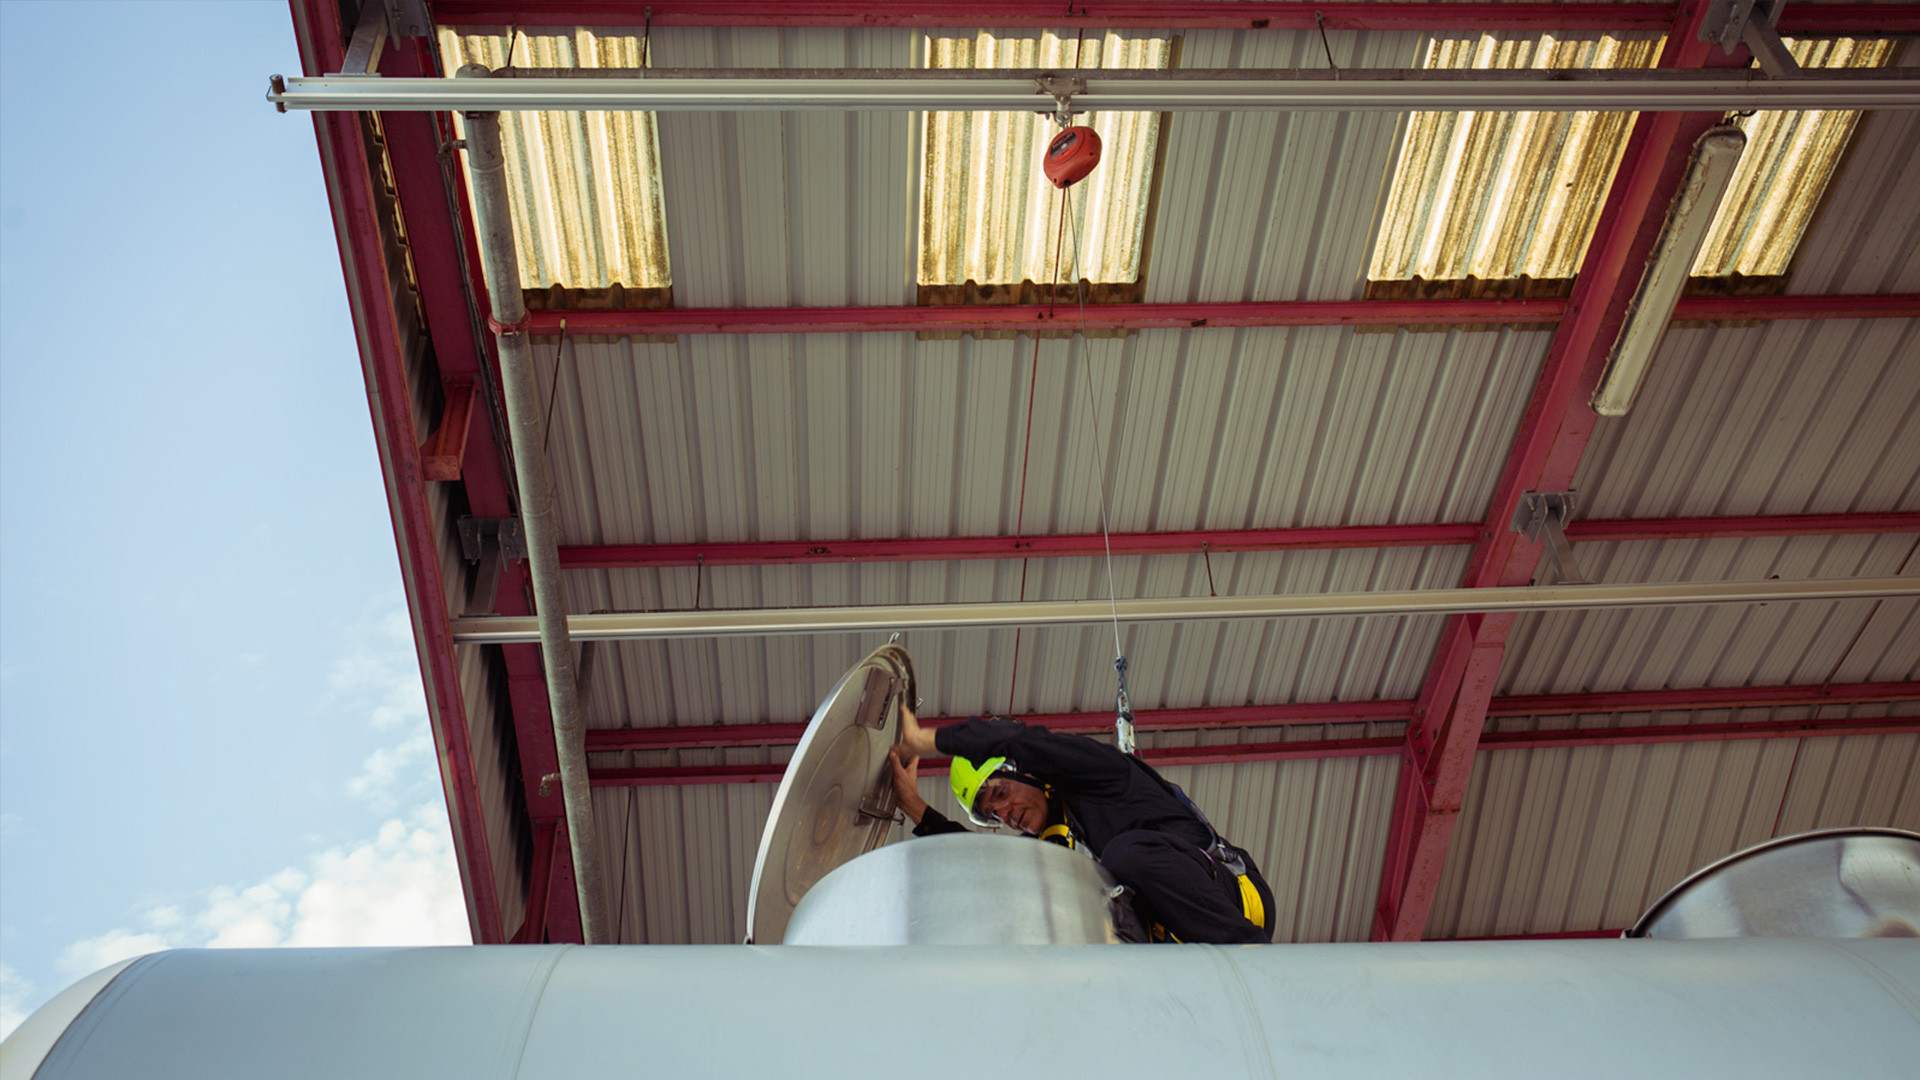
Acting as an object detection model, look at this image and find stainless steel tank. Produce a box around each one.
[784,832,1121,944]
[1629,827,1920,939]
[8,940,1920,1079]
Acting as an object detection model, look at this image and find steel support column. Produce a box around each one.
[1374,0,1742,942]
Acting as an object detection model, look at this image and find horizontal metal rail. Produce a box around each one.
[451,576,1920,643]
[269,67,1920,113]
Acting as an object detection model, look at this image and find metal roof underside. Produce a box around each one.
[332,13,1920,946]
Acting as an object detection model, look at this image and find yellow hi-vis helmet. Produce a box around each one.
[949,754,1010,827]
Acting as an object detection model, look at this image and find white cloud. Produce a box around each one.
[347,731,437,812]
[52,801,469,985]
[325,606,427,733]
[1,964,33,1042]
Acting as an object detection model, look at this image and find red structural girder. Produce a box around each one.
[590,708,1920,786]
[378,34,592,945]
[582,680,1920,752]
[292,0,506,942]
[1374,1,1746,942]
[430,1,1920,33]
[526,294,1920,338]
[559,511,1920,569]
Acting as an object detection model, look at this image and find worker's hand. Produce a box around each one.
[889,746,928,826]
[897,701,938,759]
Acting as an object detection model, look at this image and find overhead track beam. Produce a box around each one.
[427,1,1920,35]
[523,294,1920,337]
[268,67,1920,113]
[452,576,1920,643]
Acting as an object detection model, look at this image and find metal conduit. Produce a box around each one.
[269,68,1920,113]
[458,73,609,943]
[450,576,1920,644]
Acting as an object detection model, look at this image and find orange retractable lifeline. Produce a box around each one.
[1043,125,1103,188]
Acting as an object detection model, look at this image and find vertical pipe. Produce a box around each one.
[456,67,610,943]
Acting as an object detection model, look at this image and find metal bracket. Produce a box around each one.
[338,2,389,76]
[459,517,528,616]
[1035,73,1088,126]
[1512,491,1590,586]
[382,0,433,38]
[1700,0,1802,77]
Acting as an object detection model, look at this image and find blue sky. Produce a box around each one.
[0,2,468,1034]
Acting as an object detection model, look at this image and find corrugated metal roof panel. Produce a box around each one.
[919,30,1170,287]
[438,29,671,291]
[1430,704,1920,939]
[1368,32,1664,284]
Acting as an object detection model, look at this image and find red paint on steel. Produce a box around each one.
[587,709,1919,785]
[432,2,1920,33]
[1566,511,1920,543]
[583,679,1920,752]
[419,378,477,481]
[1374,2,1741,943]
[292,0,504,943]
[1488,680,1920,717]
[510,818,559,943]
[378,36,594,944]
[560,522,1478,568]
[522,294,1917,338]
[1483,714,1920,751]
[557,512,1914,570]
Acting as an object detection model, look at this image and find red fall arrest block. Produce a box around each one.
[1043,125,1102,189]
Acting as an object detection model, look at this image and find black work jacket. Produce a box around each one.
[933,717,1211,857]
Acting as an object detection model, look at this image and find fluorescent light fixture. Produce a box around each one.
[1591,124,1746,417]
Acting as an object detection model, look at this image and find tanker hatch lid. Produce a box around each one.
[745,642,916,944]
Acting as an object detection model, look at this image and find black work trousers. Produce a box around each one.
[1100,830,1275,944]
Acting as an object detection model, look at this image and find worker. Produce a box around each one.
[891,706,1275,945]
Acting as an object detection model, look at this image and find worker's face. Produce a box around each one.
[976,777,1048,836]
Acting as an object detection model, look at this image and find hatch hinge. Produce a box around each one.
[1512,491,1590,586]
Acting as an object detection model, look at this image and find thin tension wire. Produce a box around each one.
[1065,170,1135,753]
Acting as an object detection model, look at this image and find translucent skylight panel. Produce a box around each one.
[918,30,1170,288]
[1368,33,1664,284]
[1690,37,1896,277]
[438,29,671,292]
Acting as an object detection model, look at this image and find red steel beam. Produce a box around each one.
[1375,1,1741,943]
[523,294,1919,338]
[558,511,1920,569]
[583,680,1920,752]
[589,710,1920,785]
[373,33,587,943]
[292,0,504,943]
[430,2,1920,33]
